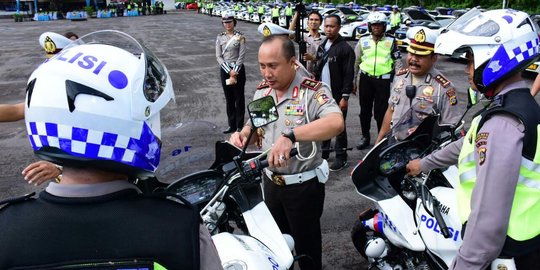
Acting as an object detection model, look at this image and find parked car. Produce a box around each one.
[394,9,443,49]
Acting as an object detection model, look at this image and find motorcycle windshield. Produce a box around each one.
[352,99,446,201]
[156,121,225,183]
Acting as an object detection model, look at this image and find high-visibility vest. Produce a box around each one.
[458,89,540,243]
[258,6,264,14]
[285,7,293,16]
[359,35,395,76]
[272,7,279,18]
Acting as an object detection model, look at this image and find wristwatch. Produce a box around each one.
[281,128,296,144]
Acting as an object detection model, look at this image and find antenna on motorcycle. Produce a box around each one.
[405,85,416,106]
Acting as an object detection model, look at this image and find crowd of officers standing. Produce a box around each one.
[209,4,540,270]
[105,0,166,16]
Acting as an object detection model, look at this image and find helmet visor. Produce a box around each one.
[64,30,168,103]
[447,8,500,37]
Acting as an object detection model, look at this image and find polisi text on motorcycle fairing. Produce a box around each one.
[54,50,108,76]
[420,214,460,241]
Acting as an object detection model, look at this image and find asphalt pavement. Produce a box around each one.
[0,11,537,270]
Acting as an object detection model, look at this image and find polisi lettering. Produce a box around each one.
[420,214,460,242]
[268,256,279,270]
[55,49,107,76]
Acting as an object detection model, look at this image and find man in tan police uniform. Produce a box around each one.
[376,26,464,143]
[230,35,343,270]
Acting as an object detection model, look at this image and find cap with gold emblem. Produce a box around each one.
[222,10,235,23]
[406,26,437,56]
[39,32,72,57]
[257,23,295,37]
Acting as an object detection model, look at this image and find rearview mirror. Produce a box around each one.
[247,96,279,128]
[420,185,435,217]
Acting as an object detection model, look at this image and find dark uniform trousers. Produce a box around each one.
[263,176,325,270]
[220,65,246,131]
[359,73,391,138]
[322,106,347,160]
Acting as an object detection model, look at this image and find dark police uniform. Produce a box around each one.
[0,181,223,269]
[252,72,341,270]
[216,29,247,132]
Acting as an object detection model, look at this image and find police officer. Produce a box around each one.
[230,35,344,270]
[284,3,293,29]
[375,26,462,143]
[257,22,312,79]
[354,12,401,149]
[257,3,265,23]
[407,9,540,269]
[0,30,222,270]
[271,4,280,25]
[216,11,247,134]
[389,5,401,34]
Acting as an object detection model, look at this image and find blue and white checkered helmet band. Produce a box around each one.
[27,121,161,172]
[483,36,540,87]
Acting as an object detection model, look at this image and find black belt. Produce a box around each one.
[361,71,392,80]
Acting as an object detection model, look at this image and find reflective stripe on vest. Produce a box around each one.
[359,36,394,76]
[457,115,540,241]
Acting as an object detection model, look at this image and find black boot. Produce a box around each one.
[356,137,370,150]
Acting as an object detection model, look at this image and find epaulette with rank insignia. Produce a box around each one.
[300,78,322,91]
[396,68,408,76]
[256,80,270,90]
[219,31,226,36]
[435,74,451,88]
[234,30,244,35]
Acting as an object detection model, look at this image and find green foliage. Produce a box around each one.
[84,5,95,14]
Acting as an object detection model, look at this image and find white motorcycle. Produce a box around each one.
[163,96,295,269]
[350,95,516,270]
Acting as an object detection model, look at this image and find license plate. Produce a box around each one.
[527,63,538,71]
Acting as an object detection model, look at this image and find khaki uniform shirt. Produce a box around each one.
[305,33,325,75]
[389,67,463,128]
[252,72,341,175]
[215,30,246,73]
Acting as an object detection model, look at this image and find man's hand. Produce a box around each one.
[229,70,238,77]
[339,98,348,111]
[229,131,248,148]
[352,84,357,96]
[268,136,293,168]
[303,53,315,62]
[22,161,61,186]
[406,159,422,176]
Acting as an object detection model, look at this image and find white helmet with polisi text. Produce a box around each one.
[435,8,540,95]
[25,30,175,178]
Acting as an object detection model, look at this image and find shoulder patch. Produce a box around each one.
[435,74,451,88]
[396,68,409,76]
[300,78,322,91]
[256,80,270,90]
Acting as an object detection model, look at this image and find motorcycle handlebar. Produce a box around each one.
[259,148,299,169]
